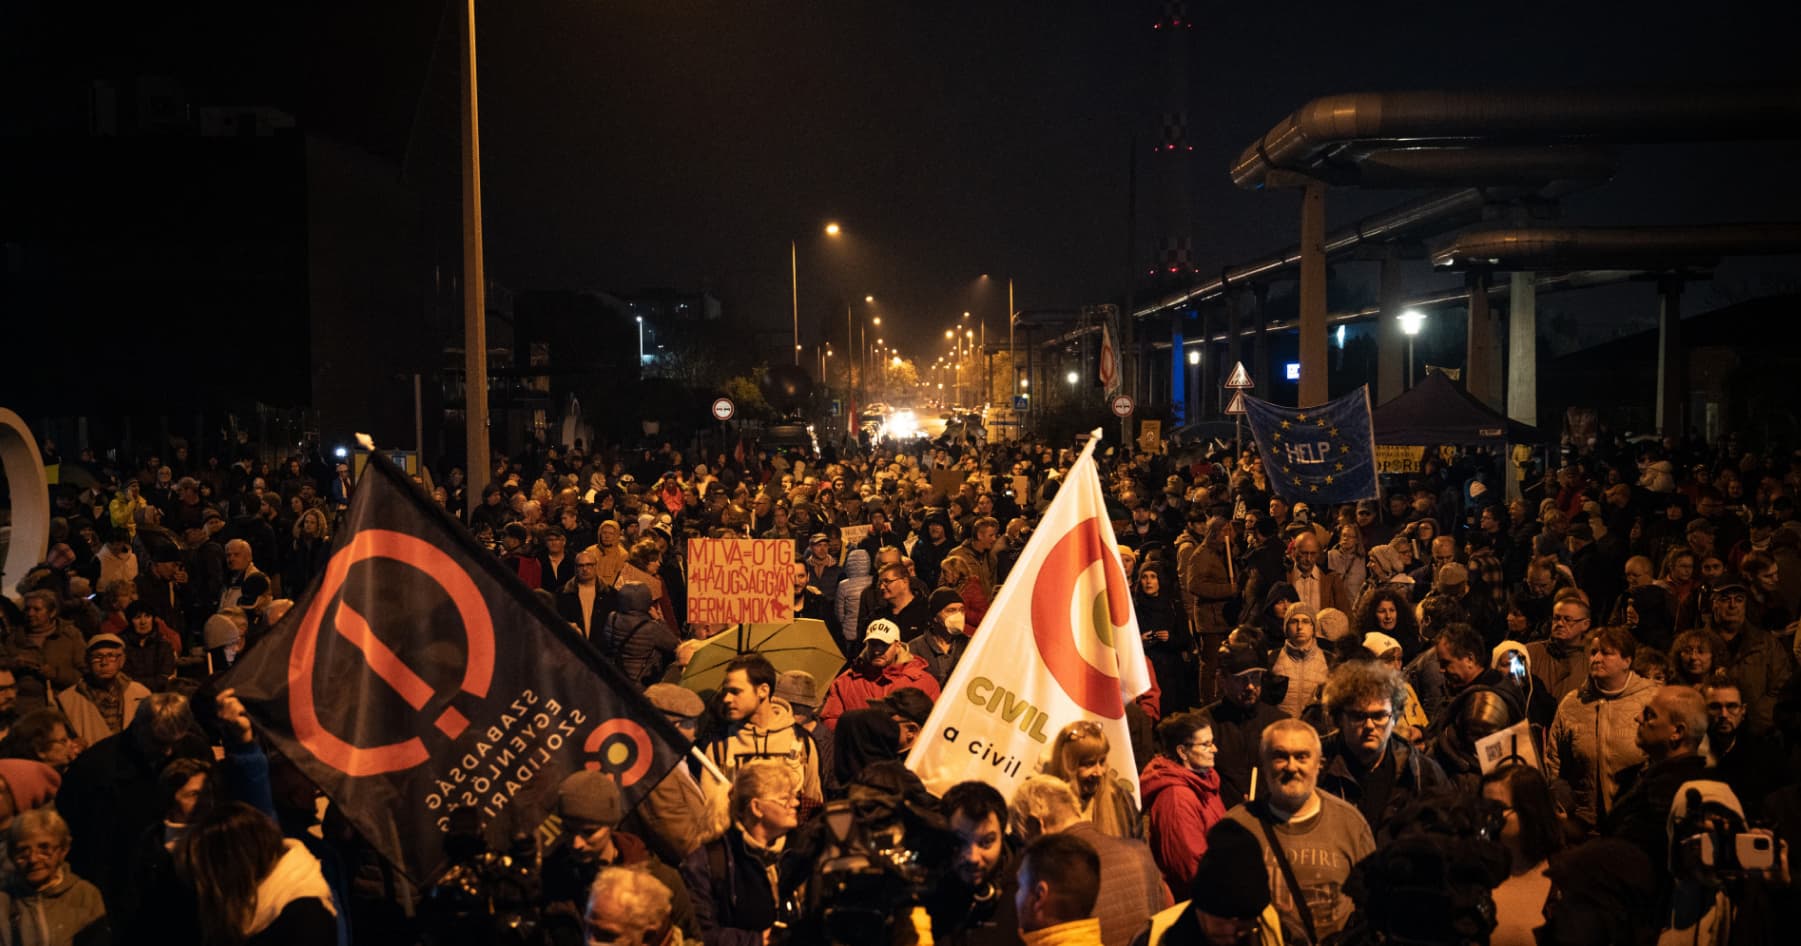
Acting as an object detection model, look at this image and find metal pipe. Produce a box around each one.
[1133,188,1488,319]
[1232,86,1801,190]
[1431,223,1801,271]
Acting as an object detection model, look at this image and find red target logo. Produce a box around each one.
[1030,517,1133,719]
[584,719,656,787]
[287,530,496,777]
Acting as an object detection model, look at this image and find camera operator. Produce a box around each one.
[1661,780,1791,944]
[541,771,697,946]
[680,760,800,946]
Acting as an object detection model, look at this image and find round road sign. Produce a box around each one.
[1109,394,1135,418]
[710,397,736,421]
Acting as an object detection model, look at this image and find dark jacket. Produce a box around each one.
[1318,735,1452,834]
[679,827,782,946]
[600,582,680,688]
[556,579,619,642]
[1600,752,1712,906]
[58,727,213,924]
[1201,696,1290,810]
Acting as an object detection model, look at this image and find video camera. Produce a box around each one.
[418,809,544,946]
[1675,788,1777,878]
[781,766,960,946]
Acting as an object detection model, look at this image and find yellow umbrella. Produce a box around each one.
[680,618,845,700]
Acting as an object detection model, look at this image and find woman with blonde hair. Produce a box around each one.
[286,508,332,594]
[1043,720,1141,839]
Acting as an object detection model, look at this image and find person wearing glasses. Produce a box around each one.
[1316,660,1449,836]
[1525,591,1595,703]
[54,634,149,750]
[1138,711,1228,891]
[679,760,800,946]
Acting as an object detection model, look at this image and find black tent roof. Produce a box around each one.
[1372,373,1545,445]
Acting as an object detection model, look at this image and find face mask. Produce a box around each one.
[942,613,966,635]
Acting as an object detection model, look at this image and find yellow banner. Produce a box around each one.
[1138,420,1162,454]
[1376,445,1426,474]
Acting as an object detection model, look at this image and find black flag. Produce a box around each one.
[220,453,687,882]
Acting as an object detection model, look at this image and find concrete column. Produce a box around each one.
[1507,271,1538,425]
[1466,270,1503,410]
[1297,181,1329,406]
[1656,277,1685,436]
[1376,251,1406,405]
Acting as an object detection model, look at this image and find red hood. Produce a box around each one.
[1138,754,1218,804]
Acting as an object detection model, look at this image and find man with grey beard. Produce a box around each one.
[1222,719,1375,942]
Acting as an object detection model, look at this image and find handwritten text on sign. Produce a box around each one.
[687,538,797,624]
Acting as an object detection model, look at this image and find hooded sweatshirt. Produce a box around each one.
[705,697,823,809]
[1138,755,1226,891]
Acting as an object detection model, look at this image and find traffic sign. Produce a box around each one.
[1224,361,1254,389]
[1224,390,1249,415]
[1012,395,1029,411]
[1109,394,1135,418]
[710,397,736,421]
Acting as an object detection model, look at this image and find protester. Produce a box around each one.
[679,760,800,946]
[1317,660,1449,835]
[0,807,110,945]
[1223,719,1375,941]
[1044,722,1141,840]
[818,619,940,727]
[1008,775,1167,946]
[175,802,339,946]
[56,633,151,748]
[700,655,823,812]
[1013,833,1103,946]
[1202,643,1290,808]
[1137,711,1226,891]
[1545,625,1659,829]
[1480,763,1565,946]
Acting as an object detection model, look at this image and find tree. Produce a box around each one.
[883,358,920,396]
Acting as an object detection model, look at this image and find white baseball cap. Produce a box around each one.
[865,619,902,645]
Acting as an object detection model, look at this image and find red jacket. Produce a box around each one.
[1139,754,1227,892]
[820,654,942,728]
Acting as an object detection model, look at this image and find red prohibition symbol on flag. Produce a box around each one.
[288,529,497,777]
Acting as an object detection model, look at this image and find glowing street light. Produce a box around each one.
[1066,370,1079,385]
[792,222,844,364]
[1398,309,1426,390]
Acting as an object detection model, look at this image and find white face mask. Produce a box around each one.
[942,612,966,635]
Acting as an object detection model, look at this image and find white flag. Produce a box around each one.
[906,429,1151,798]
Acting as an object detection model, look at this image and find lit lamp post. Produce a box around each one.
[791,222,843,365]
[636,316,645,367]
[1398,309,1426,390]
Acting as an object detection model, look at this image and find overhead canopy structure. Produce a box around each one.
[1372,373,1544,445]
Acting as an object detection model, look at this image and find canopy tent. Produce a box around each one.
[1372,373,1545,445]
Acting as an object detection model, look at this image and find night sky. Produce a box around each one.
[9,1,1798,364]
[432,1,1798,358]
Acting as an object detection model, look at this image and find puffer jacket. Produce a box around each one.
[0,869,110,946]
[600,582,680,688]
[818,652,943,727]
[835,551,873,648]
[1138,755,1226,891]
[1545,671,1658,828]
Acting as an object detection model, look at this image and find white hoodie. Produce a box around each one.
[244,839,337,938]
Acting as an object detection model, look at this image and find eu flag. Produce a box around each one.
[1242,386,1378,504]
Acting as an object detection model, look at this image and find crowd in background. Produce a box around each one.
[3,424,1800,945]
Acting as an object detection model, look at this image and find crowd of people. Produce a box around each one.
[3,426,1800,945]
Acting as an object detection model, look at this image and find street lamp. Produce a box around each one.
[1398,309,1426,390]
[792,222,843,365]
[636,316,645,366]
[1065,370,1079,386]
